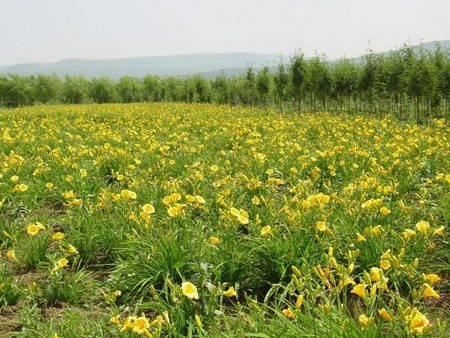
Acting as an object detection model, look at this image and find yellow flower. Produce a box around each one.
[10,175,19,182]
[185,195,196,203]
[110,290,121,298]
[223,286,236,298]
[295,294,304,309]
[379,207,391,215]
[338,276,355,288]
[282,307,295,319]
[45,182,54,189]
[181,282,199,300]
[433,226,444,237]
[351,283,366,299]
[195,314,202,330]
[230,207,240,216]
[416,220,430,234]
[402,229,416,240]
[52,258,69,272]
[122,316,136,331]
[163,193,182,205]
[407,308,431,335]
[62,190,75,199]
[423,273,441,285]
[356,233,366,242]
[232,209,249,224]
[370,284,377,298]
[370,267,381,281]
[7,249,16,261]
[236,214,248,224]
[14,183,28,192]
[66,196,82,207]
[209,236,220,245]
[142,203,155,214]
[261,225,272,237]
[321,303,330,315]
[26,222,45,236]
[358,314,372,328]
[195,195,206,204]
[121,189,137,201]
[371,225,383,236]
[53,333,59,338]
[110,315,120,325]
[67,245,79,254]
[167,204,185,217]
[251,196,260,205]
[378,308,392,321]
[316,221,328,232]
[291,265,302,278]
[210,165,219,172]
[150,315,164,326]
[52,232,64,241]
[380,259,391,270]
[422,283,440,299]
[316,193,330,205]
[132,314,150,334]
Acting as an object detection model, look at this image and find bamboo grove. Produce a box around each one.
[1,44,449,121]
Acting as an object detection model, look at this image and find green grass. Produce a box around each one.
[0,103,449,337]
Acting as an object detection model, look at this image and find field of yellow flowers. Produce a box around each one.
[0,103,449,337]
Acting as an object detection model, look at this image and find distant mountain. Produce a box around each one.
[348,40,450,64]
[0,53,282,79]
[413,40,450,53]
[0,40,448,79]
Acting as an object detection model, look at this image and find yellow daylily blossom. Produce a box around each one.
[358,314,372,328]
[52,232,64,241]
[282,307,295,319]
[223,286,236,298]
[181,282,199,300]
[351,283,366,299]
[7,249,16,261]
[132,315,150,335]
[378,308,392,321]
[433,226,444,237]
[167,204,185,217]
[52,258,69,272]
[407,308,431,335]
[67,244,79,254]
[295,294,304,309]
[379,207,391,215]
[338,276,355,288]
[261,225,272,237]
[110,316,120,325]
[209,236,220,245]
[422,283,440,299]
[142,203,155,214]
[416,220,430,234]
[26,222,45,236]
[402,229,416,240]
[423,273,441,285]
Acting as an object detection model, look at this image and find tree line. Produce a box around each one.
[1,44,449,121]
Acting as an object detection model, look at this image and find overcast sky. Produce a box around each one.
[0,0,449,65]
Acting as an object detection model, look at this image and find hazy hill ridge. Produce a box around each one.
[0,53,282,79]
[0,40,449,79]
